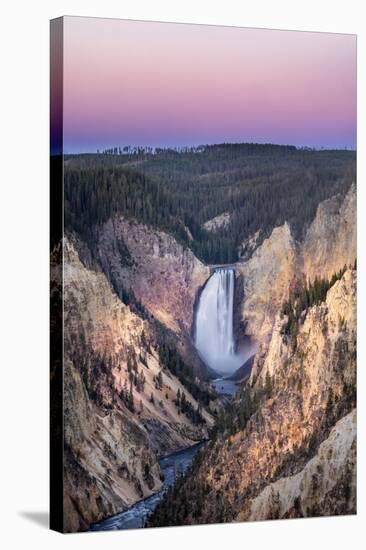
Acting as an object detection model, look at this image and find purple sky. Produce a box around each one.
[60,17,356,152]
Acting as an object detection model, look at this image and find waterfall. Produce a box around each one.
[194,268,247,374]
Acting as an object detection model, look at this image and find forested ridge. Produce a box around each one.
[64,143,355,264]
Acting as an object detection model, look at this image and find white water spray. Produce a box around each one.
[194,268,248,374]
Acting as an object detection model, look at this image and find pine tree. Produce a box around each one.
[157,370,163,389]
[265,371,273,397]
[129,382,134,412]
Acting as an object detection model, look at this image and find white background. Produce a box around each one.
[0,1,364,548]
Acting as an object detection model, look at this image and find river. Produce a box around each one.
[89,441,205,531]
[211,377,239,397]
[90,378,236,531]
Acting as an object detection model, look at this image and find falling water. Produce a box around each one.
[194,268,248,374]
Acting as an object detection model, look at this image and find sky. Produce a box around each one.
[57,16,356,153]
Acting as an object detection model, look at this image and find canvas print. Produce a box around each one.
[50,16,357,533]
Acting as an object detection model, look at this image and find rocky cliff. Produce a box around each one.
[238,222,297,340]
[245,410,356,520]
[96,217,210,334]
[237,272,356,521]
[62,238,213,532]
[302,182,356,280]
[238,183,356,341]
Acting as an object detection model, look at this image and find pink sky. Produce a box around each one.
[61,16,356,152]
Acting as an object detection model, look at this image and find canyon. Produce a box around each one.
[59,179,356,531]
[148,183,357,526]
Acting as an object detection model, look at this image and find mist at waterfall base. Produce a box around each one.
[194,268,256,376]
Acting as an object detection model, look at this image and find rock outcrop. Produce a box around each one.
[237,270,356,520]
[96,218,210,334]
[238,229,262,261]
[302,182,356,280]
[237,183,356,341]
[203,212,231,232]
[238,223,297,340]
[246,409,356,520]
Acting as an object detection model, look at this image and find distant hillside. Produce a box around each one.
[64,143,355,264]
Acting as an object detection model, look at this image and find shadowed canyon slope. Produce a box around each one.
[62,239,213,532]
[97,218,210,334]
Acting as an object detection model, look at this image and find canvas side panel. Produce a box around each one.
[50,16,64,533]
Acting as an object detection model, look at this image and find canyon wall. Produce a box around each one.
[236,185,357,520]
[97,218,210,334]
[302,182,356,280]
[240,268,357,520]
[62,238,213,532]
[238,222,297,341]
[237,183,356,341]
[246,410,356,520]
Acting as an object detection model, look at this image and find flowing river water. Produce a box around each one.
[90,441,205,531]
[90,380,238,532]
[211,377,239,397]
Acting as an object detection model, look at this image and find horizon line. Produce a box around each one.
[58,141,356,156]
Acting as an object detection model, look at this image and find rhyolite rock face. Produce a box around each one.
[237,183,356,341]
[238,229,262,261]
[302,182,356,280]
[97,218,210,334]
[232,187,356,520]
[245,410,356,521]
[242,269,356,520]
[237,222,297,341]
